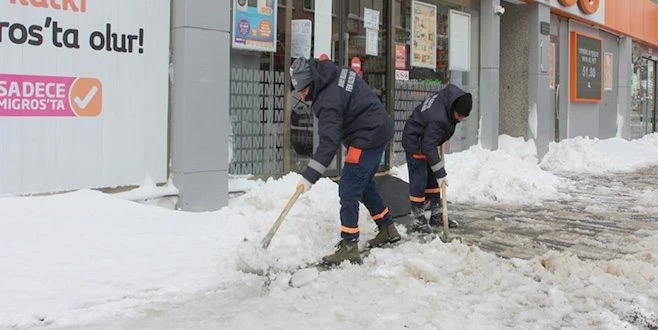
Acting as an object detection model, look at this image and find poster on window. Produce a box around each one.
[396,44,407,69]
[292,19,312,58]
[411,1,437,70]
[366,29,379,56]
[232,0,278,52]
[604,52,613,90]
[363,8,380,30]
[448,9,470,72]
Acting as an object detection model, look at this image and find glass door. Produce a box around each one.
[648,59,656,134]
[346,0,389,172]
[631,57,657,138]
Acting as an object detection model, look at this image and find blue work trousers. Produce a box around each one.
[405,152,441,210]
[339,144,393,241]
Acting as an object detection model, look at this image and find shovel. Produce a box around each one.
[260,184,304,249]
[439,180,460,243]
[235,184,304,276]
[439,145,461,243]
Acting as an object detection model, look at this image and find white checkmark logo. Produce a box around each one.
[74,86,99,109]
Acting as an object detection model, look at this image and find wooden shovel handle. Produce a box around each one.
[439,144,450,236]
[260,184,304,249]
[441,180,449,233]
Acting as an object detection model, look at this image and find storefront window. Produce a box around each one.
[345,1,388,102]
[392,0,479,164]
[229,1,288,176]
[229,0,343,177]
[228,0,479,177]
[631,44,658,139]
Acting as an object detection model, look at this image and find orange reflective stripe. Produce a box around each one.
[371,207,389,221]
[345,146,363,164]
[341,226,360,234]
[424,188,440,194]
[412,153,426,160]
[409,196,425,203]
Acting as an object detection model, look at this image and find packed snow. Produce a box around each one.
[1,134,657,329]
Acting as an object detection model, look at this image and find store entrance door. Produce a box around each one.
[550,14,570,142]
[631,57,657,138]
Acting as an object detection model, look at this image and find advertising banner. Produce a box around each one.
[0,0,170,194]
[232,0,278,52]
[411,1,437,70]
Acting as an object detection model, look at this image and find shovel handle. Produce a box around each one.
[439,144,451,239]
[260,184,304,249]
[441,180,449,235]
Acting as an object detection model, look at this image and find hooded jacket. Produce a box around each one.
[301,59,394,183]
[401,83,468,178]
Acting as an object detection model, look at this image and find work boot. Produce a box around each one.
[408,205,432,234]
[367,221,401,248]
[410,216,433,233]
[429,206,459,228]
[322,239,362,265]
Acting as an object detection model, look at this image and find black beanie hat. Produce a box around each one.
[452,93,473,117]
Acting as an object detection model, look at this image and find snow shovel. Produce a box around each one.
[439,180,460,243]
[439,144,461,243]
[260,184,304,249]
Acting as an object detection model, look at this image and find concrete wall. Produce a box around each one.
[499,2,529,139]
[567,22,600,139]
[479,0,501,150]
[600,31,620,139]
[170,0,230,211]
[617,37,633,139]
[527,3,552,157]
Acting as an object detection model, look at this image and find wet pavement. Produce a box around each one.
[447,166,658,260]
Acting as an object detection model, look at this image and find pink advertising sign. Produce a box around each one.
[0,73,102,117]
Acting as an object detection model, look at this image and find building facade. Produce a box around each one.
[2,0,657,211]
[499,0,658,156]
[226,0,658,184]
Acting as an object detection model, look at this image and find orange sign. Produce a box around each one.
[395,44,406,69]
[558,0,600,15]
[570,31,602,102]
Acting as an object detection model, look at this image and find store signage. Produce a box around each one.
[539,0,604,25]
[570,31,602,102]
[557,0,600,15]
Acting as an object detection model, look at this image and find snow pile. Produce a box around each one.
[540,134,658,174]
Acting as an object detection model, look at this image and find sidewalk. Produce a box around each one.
[449,166,658,260]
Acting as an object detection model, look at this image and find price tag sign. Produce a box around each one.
[395,70,409,81]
